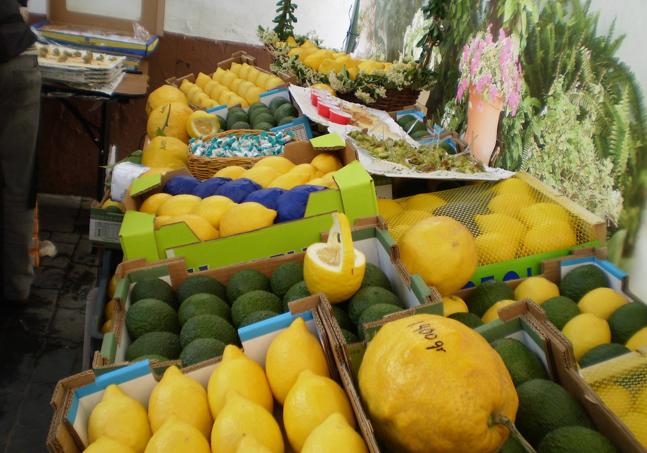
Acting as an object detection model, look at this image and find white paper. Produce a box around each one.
[110,161,149,202]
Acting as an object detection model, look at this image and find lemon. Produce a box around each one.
[388,210,432,229]
[304,51,328,70]
[157,194,201,217]
[207,345,273,417]
[187,86,203,105]
[212,68,227,83]
[186,110,220,139]
[377,198,402,219]
[481,300,517,323]
[475,232,518,265]
[101,318,113,333]
[311,82,336,96]
[235,436,273,453]
[399,217,478,295]
[146,85,188,115]
[197,93,212,109]
[518,202,570,227]
[303,212,366,303]
[635,385,647,412]
[88,385,151,452]
[142,136,189,170]
[626,326,647,350]
[230,77,245,93]
[84,436,135,453]
[474,213,526,243]
[514,276,560,304]
[108,274,118,299]
[596,384,633,417]
[522,220,577,255]
[358,314,517,452]
[214,165,247,179]
[265,317,329,404]
[488,193,536,217]
[173,214,220,241]
[241,166,281,188]
[562,313,611,360]
[284,370,355,451]
[207,82,224,100]
[191,196,235,228]
[286,36,299,47]
[255,73,271,90]
[154,215,173,229]
[237,80,255,98]
[620,412,647,447]
[148,366,213,439]
[388,224,411,242]
[219,202,277,237]
[104,299,117,320]
[179,79,194,94]
[195,72,212,89]
[268,169,311,190]
[246,67,261,83]
[221,71,236,89]
[140,193,173,214]
[402,193,446,212]
[311,153,343,175]
[254,156,295,174]
[245,86,263,105]
[144,417,210,453]
[442,295,468,317]
[148,102,193,143]
[301,412,368,453]
[491,177,533,196]
[578,288,628,320]
[212,391,284,453]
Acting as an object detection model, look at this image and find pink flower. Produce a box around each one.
[489,85,499,100]
[456,79,469,100]
[475,74,492,94]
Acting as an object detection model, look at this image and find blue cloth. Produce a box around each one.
[276,185,326,223]
[163,175,200,195]
[192,177,232,198]
[244,188,286,211]
[215,178,262,203]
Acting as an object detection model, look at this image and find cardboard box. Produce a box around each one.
[119,143,379,269]
[89,196,123,249]
[48,295,371,452]
[98,218,439,368]
[34,0,164,58]
[325,300,643,452]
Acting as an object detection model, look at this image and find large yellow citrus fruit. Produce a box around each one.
[139,193,173,214]
[146,85,188,115]
[173,214,220,241]
[521,220,576,255]
[358,314,518,453]
[475,232,517,265]
[219,202,277,237]
[157,195,201,217]
[214,165,247,179]
[186,110,220,139]
[301,413,367,453]
[310,153,342,175]
[474,213,526,244]
[191,196,235,228]
[142,136,189,170]
[399,216,477,295]
[253,156,295,174]
[402,193,446,212]
[518,202,570,228]
[147,102,193,143]
[377,198,402,219]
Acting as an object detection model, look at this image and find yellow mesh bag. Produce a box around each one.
[378,174,603,264]
[581,351,647,448]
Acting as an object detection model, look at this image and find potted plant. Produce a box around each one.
[456,27,523,165]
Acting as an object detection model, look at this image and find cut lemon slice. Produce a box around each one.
[186,110,220,139]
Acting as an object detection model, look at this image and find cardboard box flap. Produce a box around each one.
[119,211,159,262]
[329,161,378,222]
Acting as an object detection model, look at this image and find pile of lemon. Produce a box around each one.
[84,318,367,453]
[138,154,341,241]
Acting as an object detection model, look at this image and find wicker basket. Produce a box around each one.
[338,88,421,111]
[188,129,280,179]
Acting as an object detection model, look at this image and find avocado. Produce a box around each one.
[410,129,429,140]
[340,328,358,344]
[578,343,631,368]
[499,436,525,453]
[274,103,297,121]
[248,102,267,115]
[229,121,251,130]
[278,116,296,125]
[270,262,304,297]
[130,278,176,308]
[227,113,249,129]
[537,426,617,453]
[559,265,610,302]
[358,303,401,339]
[608,303,647,344]
[541,296,580,330]
[179,314,237,348]
[180,338,226,367]
[178,293,231,325]
[240,310,280,327]
[467,280,515,317]
[396,115,416,131]
[283,281,311,312]
[227,106,246,116]
[227,269,271,302]
[227,109,248,124]
[491,338,548,387]
[332,304,354,331]
[448,312,484,328]
[249,107,272,122]
[361,263,392,291]
[252,112,276,126]
[270,97,291,111]
[132,354,169,363]
[176,275,227,304]
[231,290,282,326]
[254,121,274,131]
[410,120,427,133]
[349,286,403,323]
[516,379,592,445]
[126,331,181,361]
[126,298,179,340]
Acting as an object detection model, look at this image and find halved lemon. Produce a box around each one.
[186,110,220,139]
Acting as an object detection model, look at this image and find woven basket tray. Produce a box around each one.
[338,88,421,111]
[188,129,279,179]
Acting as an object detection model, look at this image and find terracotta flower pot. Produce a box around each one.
[465,87,503,165]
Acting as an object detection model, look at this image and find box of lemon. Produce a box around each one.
[119,140,379,269]
[97,216,439,370]
[325,299,637,452]
[48,294,374,453]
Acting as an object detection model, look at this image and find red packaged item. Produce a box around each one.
[329,109,352,125]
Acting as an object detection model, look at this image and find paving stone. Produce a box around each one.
[39,255,70,270]
[52,242,75,257]
[39,194,81,210]
[4,422,47,453]
[57,285,91,310]
[32,268,65,290]
[31,343,82,385]
[81,198,94,210]
[72,238,98,266]
[38,231,50,241]
[47,308,84,345]
[14,382,55,429]
[29,288,59,306]
[50,231,80,244]
[12,302,57,337]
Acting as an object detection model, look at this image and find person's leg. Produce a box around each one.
[0,54,41,302]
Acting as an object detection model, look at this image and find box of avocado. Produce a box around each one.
[98,218,439,370]
[49,294,374,452]
[119,141,379,269]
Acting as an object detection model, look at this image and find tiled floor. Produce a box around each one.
[0,194,98,452]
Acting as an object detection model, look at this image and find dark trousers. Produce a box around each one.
[0,54,41,301]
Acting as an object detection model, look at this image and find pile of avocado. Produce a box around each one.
[221,97,298,131]
[396,114,429,141]
[492,338,618,452]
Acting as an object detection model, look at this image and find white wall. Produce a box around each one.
[29,0,354,49]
